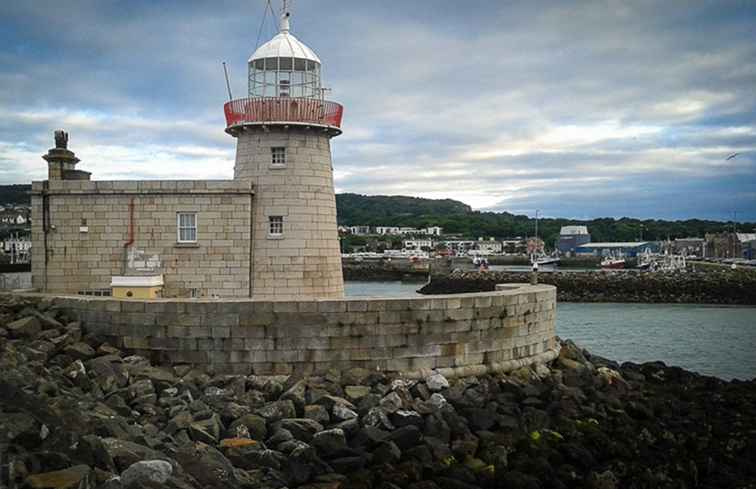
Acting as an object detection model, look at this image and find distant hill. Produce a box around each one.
[336,193,471,226]
[335,193,754,246]
[2,185,751,246]
[0,184,31,205]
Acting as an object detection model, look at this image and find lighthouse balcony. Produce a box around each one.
[224,97,343,135]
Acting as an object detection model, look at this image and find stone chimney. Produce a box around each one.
[42,130,90,181]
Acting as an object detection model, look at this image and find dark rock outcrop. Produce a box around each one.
[0,293,754,488]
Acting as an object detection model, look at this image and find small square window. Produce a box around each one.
[271,147,286,166]
[269,216,283,236]
[177,212,197,243]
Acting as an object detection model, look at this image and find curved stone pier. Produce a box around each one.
[8,283,557,377]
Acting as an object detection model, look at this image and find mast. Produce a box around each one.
[280,0,291,33]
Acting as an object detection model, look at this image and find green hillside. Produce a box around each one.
[0,184,31,205]
[2,185,751,246]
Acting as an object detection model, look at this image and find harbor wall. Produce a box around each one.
[420,269,756,305]
[5,284,557,377]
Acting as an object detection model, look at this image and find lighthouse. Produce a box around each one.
[224,2,345,299]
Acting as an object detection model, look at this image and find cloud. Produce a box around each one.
[1,0,755,220]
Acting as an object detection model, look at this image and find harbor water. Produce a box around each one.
[345,281,756,380]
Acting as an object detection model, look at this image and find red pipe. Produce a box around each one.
[124,197,135,249]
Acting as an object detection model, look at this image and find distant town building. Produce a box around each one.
[349,226,372,236]
[704,232,756,259]
[672,237,705,257]
[501,238,528,254]
[557,225,591,254]
[0,210,29,226]
[403,239,433,250]
[375,226,400,235]
[344,225,443,237]
[476,237,503,255]
[527,237,545,255]
[575,241,659,258]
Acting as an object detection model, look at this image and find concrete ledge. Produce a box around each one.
[5,283,557,376]
[31,179,254,195]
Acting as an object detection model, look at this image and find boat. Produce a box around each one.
[601,256,626,269]
[532,255,561,266]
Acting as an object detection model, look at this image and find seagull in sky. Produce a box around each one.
[725,153,739,160]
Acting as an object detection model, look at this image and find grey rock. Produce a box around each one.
[128,379,154,400]
[121,460,172,488]
[6,316,41,339]
[280,379,307,412]
[101,438,172,472]
[391,409,424,428]
[312,428,347,456]
[276,418,323,443]
[227,414,267,441]
[63,341,96,360]
[372,441,401,464]
[363,407,395,431]
[256,400,296,422]
[304,404,330,424]
[332,403,358,422]
[379,392,403,413]
[174,441,238,489]
[426,372,450,391]
[189,414,223,444]
[344,385,371,402]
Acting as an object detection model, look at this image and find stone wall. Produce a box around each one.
[19,283,557,377]
[31,180,254,298]
[233,127,344,299]
[0,272,32,290]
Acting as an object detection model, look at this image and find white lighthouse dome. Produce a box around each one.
[247,10,323,99]
[249,31,321,64]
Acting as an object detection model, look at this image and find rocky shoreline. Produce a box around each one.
[420,269,756,305]
[1,295,755,488]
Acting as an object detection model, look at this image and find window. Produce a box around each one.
[177,212,197,243]
[269,216,283,236]
[271,147,286,166]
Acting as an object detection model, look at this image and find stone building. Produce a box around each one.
[31,6,344,299]
[704,232,756,259]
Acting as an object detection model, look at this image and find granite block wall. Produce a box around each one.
[30,180,254,298]
[36,283,557,378]
[233,127,343,300]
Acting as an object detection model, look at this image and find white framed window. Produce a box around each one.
[177,212,197,243]
[269,216,283,236]
[271,147,286,166]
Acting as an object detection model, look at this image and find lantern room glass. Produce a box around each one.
[248,57,322,99]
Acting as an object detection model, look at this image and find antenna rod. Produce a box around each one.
[222,62,233,101]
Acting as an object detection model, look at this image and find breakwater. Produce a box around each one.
[342,260,427,282]
[2,284,557,377]
[1,295,754,488]
[420,269,756,305]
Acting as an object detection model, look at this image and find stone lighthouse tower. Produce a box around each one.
[224,2,345,299]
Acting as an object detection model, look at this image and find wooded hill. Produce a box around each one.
[2,185,751,246]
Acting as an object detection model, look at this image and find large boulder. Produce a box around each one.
[24,465,94,489]
[174,442,239,489]
[63,342,96,361]
[7,316,41,339]
[312,428,348,456]
[120,460,173,488]
[275,419,324,443]
[101,438,172,472]
[227,414,267,441]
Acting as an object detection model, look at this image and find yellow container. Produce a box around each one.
[110,275,163,299]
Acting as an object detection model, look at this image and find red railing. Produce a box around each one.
[224,97,343,129]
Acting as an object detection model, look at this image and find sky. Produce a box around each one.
[1,0,755,221]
